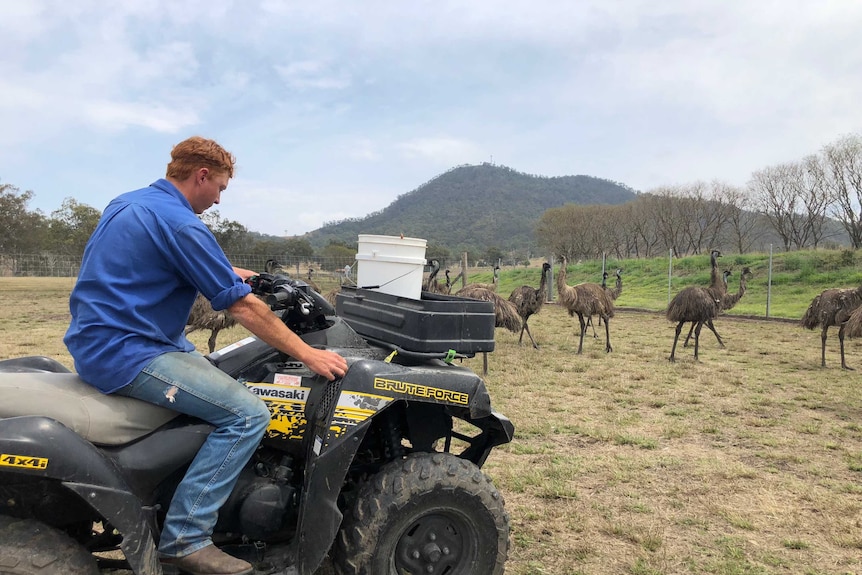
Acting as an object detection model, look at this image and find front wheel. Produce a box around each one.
[0,515,98,575]
[333,452,509,575]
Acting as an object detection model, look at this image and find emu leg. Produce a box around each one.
[704,319,724,348]
[693,321,704,360]
[577,314,587,354]
[585,316,598,339]
[839,324,853,370]
[820,326,829,367]
[523,321,539,349]
[684,320,723,348]
[517,324,526,345]
[207,329,219,354]
[683,323,695,347]
[669,321,685,362]
[603,315,612,353]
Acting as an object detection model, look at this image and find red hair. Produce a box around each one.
[166,136,236,180]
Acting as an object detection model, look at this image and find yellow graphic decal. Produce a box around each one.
[373,377,469,405]
[247,383,310,440]
[324,391,394,443]
[244,384,394,442]
[0,453,48,470]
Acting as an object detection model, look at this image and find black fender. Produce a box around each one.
[286,360,515,574]
[290,372,368,575]
[0,416,160,575]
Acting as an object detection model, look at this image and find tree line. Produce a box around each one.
[3,133,862,267]
[0,188,359,269]
[537,133,862,261]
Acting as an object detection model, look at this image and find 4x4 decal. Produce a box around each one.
[0,453,48,470]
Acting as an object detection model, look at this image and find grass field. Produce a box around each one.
[1,276,861,575]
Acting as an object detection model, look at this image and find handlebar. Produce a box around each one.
[247,273,314,312]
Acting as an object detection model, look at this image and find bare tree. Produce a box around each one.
[536,204,608,261]
[536,205,580,261]
[795,155,833,248]
[625,196,661,258]
[715,182,763,254]
[650,186,689,257]
[675,181,735,255]
[750,163,804,251]
[822,134,862,248]
[750,158,833,251]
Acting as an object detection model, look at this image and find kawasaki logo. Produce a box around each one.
[248,385,309,401]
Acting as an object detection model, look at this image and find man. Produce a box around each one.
[64,136,347,575]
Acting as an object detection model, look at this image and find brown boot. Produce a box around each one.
[161,545,253,575]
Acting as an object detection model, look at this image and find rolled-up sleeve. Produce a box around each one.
[171,222,252,310]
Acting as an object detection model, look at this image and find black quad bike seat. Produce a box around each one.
[0,356,178,446]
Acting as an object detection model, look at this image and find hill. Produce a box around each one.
[304,163,637,253]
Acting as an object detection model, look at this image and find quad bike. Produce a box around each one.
[0,272,514,575]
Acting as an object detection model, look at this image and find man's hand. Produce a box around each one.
[232,266,257,281]
[229,294,348,381]
[303,348,349,381]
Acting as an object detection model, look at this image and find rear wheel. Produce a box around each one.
[333,452,509,575]
[0,516,98,575]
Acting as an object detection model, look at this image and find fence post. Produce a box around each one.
[667,249,673,306]
[460,252,468,290]
[766,244,773,318]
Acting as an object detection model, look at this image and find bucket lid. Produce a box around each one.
[357,234,427,248]
[355,253,427,264]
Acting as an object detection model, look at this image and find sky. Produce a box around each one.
[2,0,861,237]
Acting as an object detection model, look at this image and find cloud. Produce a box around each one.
[2,0,862,237]
[275,60,352,90]
[396,138,483,166]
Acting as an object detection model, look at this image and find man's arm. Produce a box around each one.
[228,293,348,381]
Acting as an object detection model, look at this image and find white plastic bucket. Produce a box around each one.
[355,234,427,300]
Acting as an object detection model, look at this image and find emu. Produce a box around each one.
[800,284,862,369]
[185,293,237,354]
[556,256,614,354]
[508,262,551,349]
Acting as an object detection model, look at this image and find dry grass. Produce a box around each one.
[2,278,861,575]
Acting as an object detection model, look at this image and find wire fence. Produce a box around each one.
[0,251,855,324]
[0,254,358,278]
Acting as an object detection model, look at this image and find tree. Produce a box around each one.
[822,134,862,248]
[0,183,48,256]
[535,204,588,261]
[200,211,254,255]
[48,198,102,256]
[715,182,763,254]
[795,154,833,249]
[283,237,314,259]
[425,244,451,266]
[750,164,802,251]
[483,246,505,266]
[624,196,661,258]
[319,240,356,270]
[674,181,735,255]
[649,187,689,257]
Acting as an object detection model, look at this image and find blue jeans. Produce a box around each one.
[114,351,270,558]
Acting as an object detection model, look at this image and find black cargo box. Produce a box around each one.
[335,287,496,354]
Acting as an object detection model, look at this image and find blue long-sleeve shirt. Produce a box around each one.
[64,178,251,392]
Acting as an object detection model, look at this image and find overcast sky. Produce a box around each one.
[2,1,860,236]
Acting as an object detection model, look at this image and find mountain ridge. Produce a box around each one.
[304,163,637,253]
